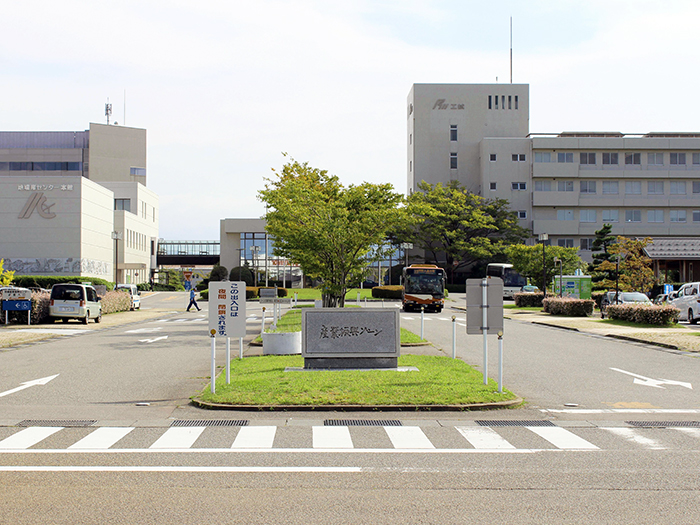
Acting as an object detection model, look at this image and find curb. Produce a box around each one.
[604,333,680,350]
[191,397,524,412]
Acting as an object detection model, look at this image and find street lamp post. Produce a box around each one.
[553,256,563,297]
[251,245,261,287]
[111,231,122,285]
[538,233,548,297]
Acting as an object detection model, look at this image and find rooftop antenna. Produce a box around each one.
[105,99,113,125]
[123,89,126,126]
[510,16,513,83]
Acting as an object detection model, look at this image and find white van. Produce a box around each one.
[49,283,102,324]
[670,282,700,324]
[116,284,141,310]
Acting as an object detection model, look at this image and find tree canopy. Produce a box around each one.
[399,181,528,282]
[504,244,585,293]
[258,156,406,307]
[594,236,655,293]
[0,259,14,286]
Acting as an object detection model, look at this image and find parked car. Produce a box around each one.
[670,282,700,324]
[521,285,540,293]
[653,293,670,305]
[600,291,652,318]
[49,283,102,324]
[116,283,141,310]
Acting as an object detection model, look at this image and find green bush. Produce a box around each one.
[210,265,228,282]
[543,297,594,317]
[199,289,208,301]
[514,292,544,308]
[606,304,679,325]
[372,285,403,299]
[445,283,465,294]
[12,275,114,290]
[153,283,180,291]
[229,266,254,286]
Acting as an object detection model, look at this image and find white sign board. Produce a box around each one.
[1,288,31,301]
[208,281,247,338]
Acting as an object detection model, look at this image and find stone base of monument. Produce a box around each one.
[304,357,397,369]
[262,332,302,355]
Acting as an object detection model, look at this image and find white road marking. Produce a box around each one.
[456,426,515,449]
[313,426,353,449]
[149,427,205,449]
[384,426,434,449]
[14,329,88,335]
[603,427,666,450]
[527,426,599,450]
[675,428,700,439]
[231,426,276,449]
[125,327,163,333]
[68,427,134,449]
[541,408,700,414]
[0,427,63,449]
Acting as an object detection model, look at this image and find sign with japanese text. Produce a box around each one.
[1,288,31,301]
[2,300,31,311]
[207,281,246,338]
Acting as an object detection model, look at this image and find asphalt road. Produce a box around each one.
[1,292,700,524]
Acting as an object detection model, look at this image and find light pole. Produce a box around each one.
[538,233,548,297]
[251,245,261,287]
[111,231,122,285]
[236,248,245,281]
[553,256,563,297]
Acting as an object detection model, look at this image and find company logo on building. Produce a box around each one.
[18,192,56,219]
[433,99,465,110]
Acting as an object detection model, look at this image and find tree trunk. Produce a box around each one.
[322,293,345,308]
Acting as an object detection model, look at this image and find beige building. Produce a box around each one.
[0,123,159,283]
[408,84,700,267]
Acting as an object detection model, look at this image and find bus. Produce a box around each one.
[402,264,446,312]
[486,263,528,299]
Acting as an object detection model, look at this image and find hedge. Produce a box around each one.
[372,285,403,299]
[12,275,114,290]
[606,304,679,325]
[514,292,544,308]
[542,297,595,317]
[101,290,133,315]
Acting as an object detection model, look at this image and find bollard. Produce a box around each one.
[357,291,360,305]
[294,292,298,307]
[498,331,504,394]
[210,335,216,395]
[261,307,266,336]
[420,305,425,340]
[452,315,456,359]
[239,336,243,360]
[225,337,231,384]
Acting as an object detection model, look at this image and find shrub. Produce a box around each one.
[210,265,228,282]
[372,285,403,299]
[246,287,259,299]
[445,283,465,294]
[199,289,208,301]
[514,292,544,308]
[32,291,51,323]
[229,266,254,286]
[543,297,594,317]
[100,290,132,314]
[12,275,114,290]
[606,304,679,325]
[153,283,180,291]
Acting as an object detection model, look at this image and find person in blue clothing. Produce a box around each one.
[187,287,201,312]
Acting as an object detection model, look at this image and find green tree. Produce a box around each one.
[210,264,228,282]
[504,244,585,293]
[596,236,656,293]
[259,156,405,307]
[401,181,528,283]
[589,224,616,284]
[229,265,254,286]
[0,259,14,286]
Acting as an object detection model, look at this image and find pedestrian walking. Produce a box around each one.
[187,287,201,312]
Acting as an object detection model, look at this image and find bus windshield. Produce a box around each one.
[502,268,527,288]
[405,274,443,295]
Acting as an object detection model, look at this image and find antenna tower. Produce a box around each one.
[105,99,113,125]
[510,17,513,83]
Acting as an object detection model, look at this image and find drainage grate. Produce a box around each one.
[170,420,249,427]
[18,420,96,427]
[476,420,555,427]
[627,421,700,428]
[324,419,403,427]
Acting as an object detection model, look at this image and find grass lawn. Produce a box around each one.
[199,354,517,406]
[282,288,377,301]
[504,304,542,311]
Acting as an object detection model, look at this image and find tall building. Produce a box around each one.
[0,123,158,284]
[408,83,700,280]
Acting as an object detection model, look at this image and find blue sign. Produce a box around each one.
[2,300,31,311]
[664,284,673,294]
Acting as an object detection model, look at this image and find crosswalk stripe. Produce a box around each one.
[384,426,434,449]
[603,427,666,450]
[150,427,205,449]
[232,426,276,448]
[313,426,353,449]
[456,426,516,449]
[527,426,599,450]
[68,427,134,449]
[675,428,700,439]
[0,427,63,449]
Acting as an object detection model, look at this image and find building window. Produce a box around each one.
[558,181,574,192]
[625,210,642,223]
[409,160,412,172]
[602,181,619,195]
[511,182,526,190]
[648,181,664,195]
[557,152,574,163]
[694,153,700,165]
[502,95,505,109]
[535,181,552,191]
[602,209,619,223]
[625,181,642,195]
[450,152,457,169]
[647,210,664,223]
[512,154,526,162]
[557,209,574,221]
[694,181,700,194]
[670,210,687,223]
[602,153,619,165]
[670,152,686,165]
[580,238,595,251]
[534,152,551,163]
[693,210,700,222]
[517,210,527,219]
[648,152,664,166]
[580,210,596,223]
[488,95,492,109]
[115,199,131,212]
[450,125,457,141]
[580,152,596,165]
[490,182,497,191]
[580,181,597,194]
[670,181,687,195]
[130,167,146,176]
[490,154,497,162]
[515,96,519,110]
[557,239,574,248]
[625,153,641,165]
[508,95,512,109]
[495,95,499,109]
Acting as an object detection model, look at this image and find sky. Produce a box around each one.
[3,0,700,240]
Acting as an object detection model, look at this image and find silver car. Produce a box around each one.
[49,284,102,324]
[600,291,651,319]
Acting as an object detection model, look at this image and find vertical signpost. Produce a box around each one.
[466,277,504,392]
[208,281,247,394]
